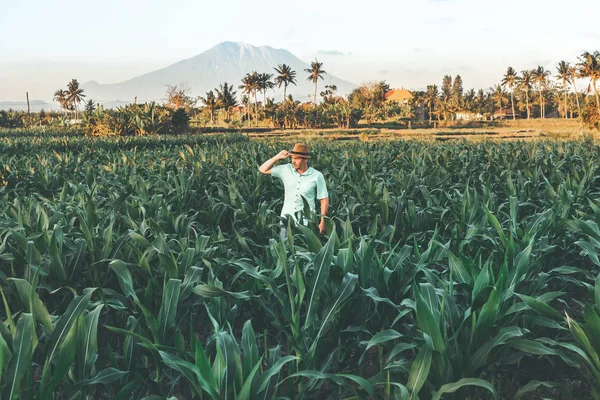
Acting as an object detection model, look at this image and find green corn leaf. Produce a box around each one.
[485,206,507,248]
[576,240,600,266]
[6,313,35,400]
[415,285,445,353]
[305,230,337,329]
[567,314,600,371]
[113,377,141,400]
[241,319,259,379]
[406,335,432,395]
[513,380,559,399]
[468,326,525,372]
[595,273,600,310]
[128,230,152,248]
[180,266,204,301]
[216,331,241,396]
[78,304,103,379]
[159,351,206,397]
[157,279,181,345]
[192,284,254,299]
[287,370,374,396]
[193,336,218,395]
[40,315,80,398]
[237,357,263,400]
[472,287,500,348]
[365,329,403,351]
[11,278,53,335]
[299,225,323,253]
[0,332,11,383]
[74,367,128,388]
[431,377,498,400]
[584,304,600,353]
[0,287,16,336]
[109,260,138,301]
[255,355,298,393]
[448,251,471,284]
[46,290,94,364]
[309,273,358,357]
[516,293,562,321]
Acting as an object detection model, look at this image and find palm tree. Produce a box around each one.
[84,99,96,115]
[501,67,519,120]
[556,61,572,119]
[273,64,297,101]
[568,65,581,117]
[578,51,600,116]
[463,88,476,113]
[532,66,550,118]
[258,73,275,108]
[239,72,260,124]
[199,90,221,123]
[304,59,326,104]
[67,79,85,119]
[53,89,68,115]
[424,85,438,122]
[215,82,238,119]
[517,70,534,119]
[491,84,506,116]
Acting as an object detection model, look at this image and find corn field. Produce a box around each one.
[2,131,600,399]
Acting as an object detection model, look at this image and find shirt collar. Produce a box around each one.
[290,164,313,176]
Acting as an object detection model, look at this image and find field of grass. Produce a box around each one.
[248,119,594,142]
[2,130,600,399]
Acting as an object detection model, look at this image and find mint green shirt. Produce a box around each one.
[271,164,328,222]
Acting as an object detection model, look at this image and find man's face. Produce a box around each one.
[291,156,308,171]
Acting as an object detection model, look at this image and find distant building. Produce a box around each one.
[456,112,484,121]
[493,108,517,120]
[385,89,413,105]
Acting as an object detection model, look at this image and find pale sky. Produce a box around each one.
[1,0,599,102]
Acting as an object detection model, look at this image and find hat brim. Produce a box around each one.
[290,151,310,159]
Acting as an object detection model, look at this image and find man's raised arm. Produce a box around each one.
[259,150,289,175]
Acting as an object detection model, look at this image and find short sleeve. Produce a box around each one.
[271,165,284,179]
[316,172,328,199]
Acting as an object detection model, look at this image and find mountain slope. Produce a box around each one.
[82,42,357,103]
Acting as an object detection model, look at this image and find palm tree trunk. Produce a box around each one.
[526,91,530,119]
[254,91,258,126]
[511,90,515,120]
[593,79,600,116]
[539,91,543,119]
[564,88,568,119]
[572,81,581,117]
[314,81,317,104]
[283,84,287,102]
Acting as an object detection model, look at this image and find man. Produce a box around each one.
[259,143,329,235]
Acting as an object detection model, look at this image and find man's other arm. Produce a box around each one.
[319,197,329,234]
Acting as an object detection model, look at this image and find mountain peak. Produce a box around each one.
[82,42,356,103]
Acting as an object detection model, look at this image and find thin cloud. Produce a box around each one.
[317,50,347,56]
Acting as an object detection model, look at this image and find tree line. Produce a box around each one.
[1,51,599,131]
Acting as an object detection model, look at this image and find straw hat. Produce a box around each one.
[290,143,311,159]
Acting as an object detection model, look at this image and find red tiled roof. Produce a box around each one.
[385,89,412,102]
